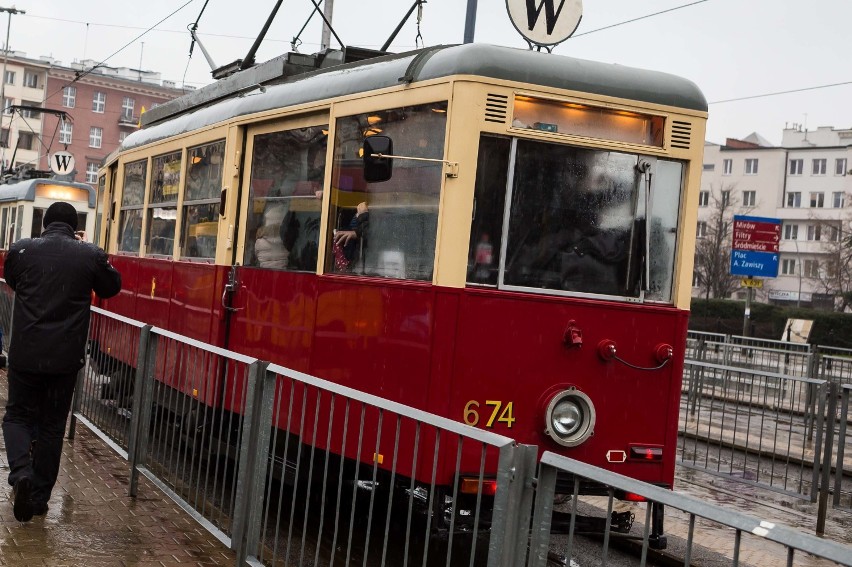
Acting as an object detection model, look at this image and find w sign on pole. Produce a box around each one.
[50,151,75,176]
[506,0,583,48]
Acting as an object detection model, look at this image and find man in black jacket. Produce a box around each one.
[2,201,121,522]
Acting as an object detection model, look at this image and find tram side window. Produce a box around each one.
[15,205,22,241]
[0,207,7,248]
[31,208,44,237]
[181,140,224,260]
[118,159,146,254]
[467,136,511,285]
[646,160,683,301]
[146,151,181,257]
[326,102,447,280]
[243,126,327,271]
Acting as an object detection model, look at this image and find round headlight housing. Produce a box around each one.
[544,388,595,447]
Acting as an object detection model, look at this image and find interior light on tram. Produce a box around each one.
[367,115,382,125]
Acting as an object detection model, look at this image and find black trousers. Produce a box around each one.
[2,367,77,506]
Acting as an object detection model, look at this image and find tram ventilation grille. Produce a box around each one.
[485,94,509,124]
[670,121,692,149]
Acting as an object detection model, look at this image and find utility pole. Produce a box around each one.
[0,5,25,176]
[464,0,478,43]
[320,0,334,51]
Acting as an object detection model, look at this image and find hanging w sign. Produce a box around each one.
[506,0,583,47]
[50,151,76,176]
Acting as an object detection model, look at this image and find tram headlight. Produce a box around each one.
[544,388,595,447]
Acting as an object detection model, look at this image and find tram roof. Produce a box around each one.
[124,43,707,151]
[0,178,96,208]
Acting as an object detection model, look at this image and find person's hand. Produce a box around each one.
[356,201,368,216]
[75,231,87,241]
[334,230,357,245]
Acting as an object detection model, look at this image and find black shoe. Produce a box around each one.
[32,501,48,516]
[12,478,33,522]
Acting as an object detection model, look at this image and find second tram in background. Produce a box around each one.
[88,44,705,541]
[0,177,97,247]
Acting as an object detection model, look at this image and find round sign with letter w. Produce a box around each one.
[50,150,76,175]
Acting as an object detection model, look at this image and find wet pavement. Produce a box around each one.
[0,371,236,567]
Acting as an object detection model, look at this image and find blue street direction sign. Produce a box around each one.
[730,215,781,278]
[730,249,778,278]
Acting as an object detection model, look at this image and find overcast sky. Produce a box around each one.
[6,0,851,146]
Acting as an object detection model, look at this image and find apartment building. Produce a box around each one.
[697,126,852,309]
[41,59,186,185]
[0,51,186,185]
[0,53,50,175]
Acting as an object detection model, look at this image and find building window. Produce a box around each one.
[3,98,12,115]
[62,86,76,108]
[121,96,135,120]
[696,221,707,238]
[23,71,38,89]
[3,70,13,85]
[89,126,103,148]
[810,192,824,208]
[17,132,33,151]
[86,162,98,183]
[745,159,758,174]
[812,158,827,175]
[833,191,845,208]
[0,128,8,148]
[789,159,803,175]
[836,158,848,176]
[92,91,106,113]
[59,121,72,144]
[723,159,732,175]
[119,131,129,144]
[721,190,731,206]
[804,259,819,278]
[786,192,801,207]
[21,100,39,119]
[698,191,709,207]
[703,163,715,171]
[783,223,798,240]
[807,225,821,241]
[781,259,797,275]
[743,190,756,207]
[828,225,841,241]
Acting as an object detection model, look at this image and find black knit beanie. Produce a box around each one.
[43,201,79,230]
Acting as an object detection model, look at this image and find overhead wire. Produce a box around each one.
[43,0,196,103]
[709,81,852,105]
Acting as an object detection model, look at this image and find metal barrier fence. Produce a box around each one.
[680,359,827,500]
[687,330,852,388]
[833,385,852,511]
[528,452,852,567]
[686,331,815,377]
[72,306,529,567]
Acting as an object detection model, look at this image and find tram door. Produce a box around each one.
[228,117,329,366]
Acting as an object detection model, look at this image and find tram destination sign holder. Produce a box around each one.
[729,215,780,336]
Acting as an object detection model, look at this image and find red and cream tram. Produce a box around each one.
[93,43,705,536]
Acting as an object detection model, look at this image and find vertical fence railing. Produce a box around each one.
[69,306,533,567]
[239,362,532,567]
[833,385,852,511]
[528,452,852,567]
[679,360,828,500]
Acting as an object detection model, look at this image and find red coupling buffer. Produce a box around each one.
[597,339,617,361]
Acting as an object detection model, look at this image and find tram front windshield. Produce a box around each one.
[468,136,683,303]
